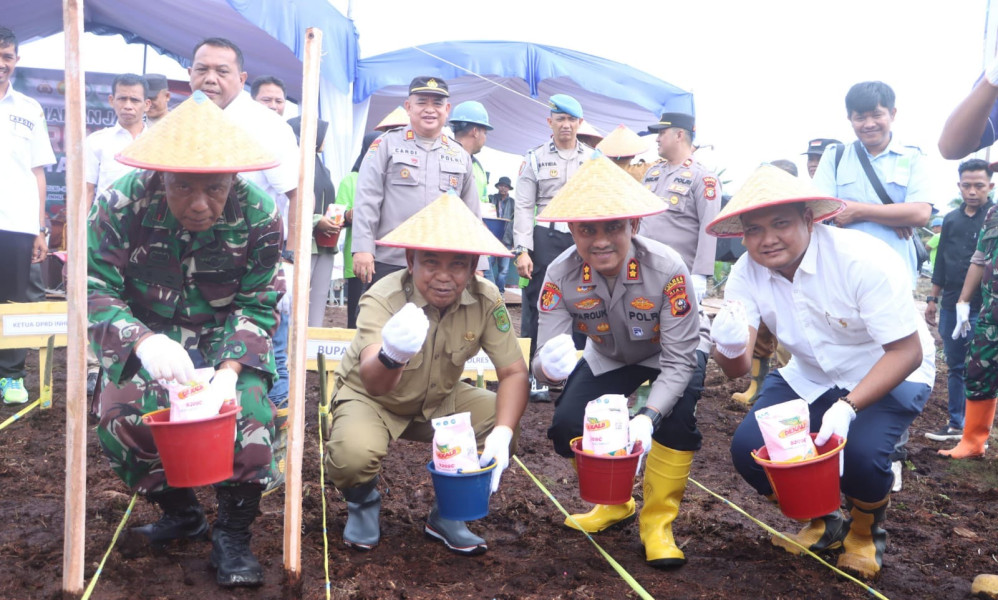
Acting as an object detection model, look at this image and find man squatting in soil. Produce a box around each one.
[88,92,285,588]
[708,165,935,580]
[323,194,528,555]
[532,155,703,568]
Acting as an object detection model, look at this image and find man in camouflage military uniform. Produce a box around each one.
[88,92,283,588]
[352,76,485,286]
[940,203,998,459]
[325,194,527,556]
[533,156,702,569]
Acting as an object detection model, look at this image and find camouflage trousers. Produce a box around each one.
[97,369,275,494]
[966,315,998,400]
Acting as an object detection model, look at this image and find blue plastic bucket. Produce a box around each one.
[426,459,496,521]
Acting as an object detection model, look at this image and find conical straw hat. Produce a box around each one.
[706,164,844,238]
[375,105,409,131]
[576,119,604,147]
[115,91,278,173]
[537,153,666,222]
[596,125,649,158]
[377,192,514,257]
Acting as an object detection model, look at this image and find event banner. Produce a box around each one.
[12,67,188,215]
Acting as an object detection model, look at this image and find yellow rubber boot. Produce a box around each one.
[639,442,694,567]
[771,512,848,555]
[731,358,768,406]
[972,574,998,599]
[564,499,636,532]
[939,398,996,459]
[837,496,889,580]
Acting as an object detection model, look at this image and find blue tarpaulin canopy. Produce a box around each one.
[353,41,694,154]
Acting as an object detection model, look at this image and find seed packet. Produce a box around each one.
[163,367,223,423]
[431,412,481,473]
[582,394,630,456]
[755,399,818,462]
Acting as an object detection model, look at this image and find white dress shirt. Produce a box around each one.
[0,87,56,235]
[85,122,143,194]
[724,224,935,402]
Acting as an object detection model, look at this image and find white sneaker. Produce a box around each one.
[891,460,903,493]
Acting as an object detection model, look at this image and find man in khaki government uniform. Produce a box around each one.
[352,76,485,286]
[514,94,592,401]
[324,194,528,556]
[533,156,703,569]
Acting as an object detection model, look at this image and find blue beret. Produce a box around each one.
[548,94,583,119]
[931,216,943,227]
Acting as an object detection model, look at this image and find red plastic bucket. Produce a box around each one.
[570,437,642,505]
[752,432,846,520]
[143,402,242,488]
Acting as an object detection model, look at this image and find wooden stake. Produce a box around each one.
[284,27,322,579]
[62,0,88,593]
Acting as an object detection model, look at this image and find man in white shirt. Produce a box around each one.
[707,165,935,581]
[86,73,148,202]
[0,26,56,405]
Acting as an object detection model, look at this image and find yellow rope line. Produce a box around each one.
[81,492,138,600]
[686,477,889,600]
[0,398,41,431]
[318,399,332,600]
[511,455,654,600]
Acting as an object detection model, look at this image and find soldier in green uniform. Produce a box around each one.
[324,193,528,556]
[88,91,284,588]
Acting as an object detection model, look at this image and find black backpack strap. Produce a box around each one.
[852,140,894,205]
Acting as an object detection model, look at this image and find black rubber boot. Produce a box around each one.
[211,484,264,588]
[132,488,209,548]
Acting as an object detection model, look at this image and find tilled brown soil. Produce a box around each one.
[1,304,996,600]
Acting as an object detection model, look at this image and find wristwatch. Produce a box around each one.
[39,226,50,236]
[513,245,530,257]
[925,296,938,304]
[636,406,663,429]
[377,348,406,370]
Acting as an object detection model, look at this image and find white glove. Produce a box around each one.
[276,263,293,314]
[952,302,972,340]
[539,334,578,382]
[380,302,429,363]
[691,274,707,305]
[627,414,654,474]
[134,334,197,384]
[479,425,513,494]
[816,399,856,476]
[210,368,238,404]
[711,300,750,359]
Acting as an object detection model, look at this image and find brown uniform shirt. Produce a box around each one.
[353,126,481,267]
[533,236,699,417]
[513,140,592,249]
[331,270,522,438]
[638,156,722,277]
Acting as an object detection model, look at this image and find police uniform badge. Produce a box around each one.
[626,259,639,281]
[577,321,589,333]
[574,298,601,310]
[670,195,679,205]
[401,168,410,179]
[703,176,718,200]
[550,169,558,177]
[367,138,381,155]
[540,282,562,312]
[577,285,596,294]
[630,297,653,310]
[665,274,691,317]
[449,175,458,187]
[581,263,592,283]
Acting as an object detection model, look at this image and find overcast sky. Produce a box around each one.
[19,0,995,210]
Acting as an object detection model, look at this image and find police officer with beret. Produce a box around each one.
[514,94,592,399]
[353,76,486,286]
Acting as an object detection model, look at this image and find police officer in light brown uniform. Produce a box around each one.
[639,112,721,304]
[534,156,702,569]
[514,94,592,399]
[325,194,528,557]
[352,76,484,286]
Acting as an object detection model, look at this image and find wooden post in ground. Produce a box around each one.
[61,0,88,593]
[284,27,322,580]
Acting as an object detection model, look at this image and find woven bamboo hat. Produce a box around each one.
[576,119,603,148]
[115,91,278,173]
[596,125,649,158]
[706,164,844,238]
[377,192,514,257]
[537,153,666,222]
[375,105,409,132]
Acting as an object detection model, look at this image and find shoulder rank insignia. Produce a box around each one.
[405,129,415,141]
[626,258,639,281]
[682,158,693,168]
[581,263,592,283]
